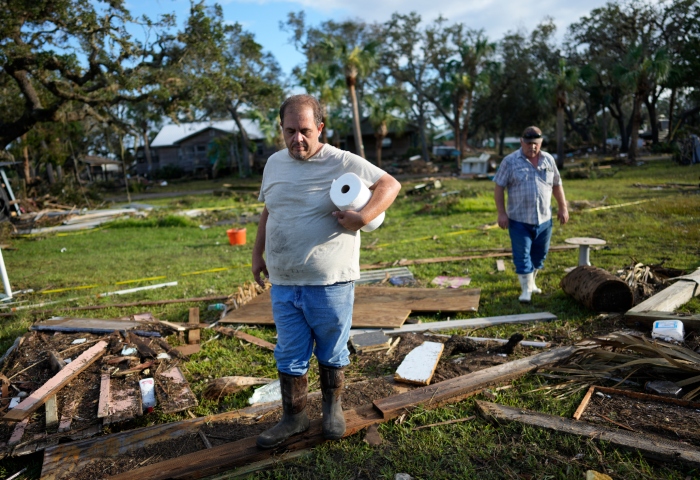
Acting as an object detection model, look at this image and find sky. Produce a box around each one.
[127,0,613,76]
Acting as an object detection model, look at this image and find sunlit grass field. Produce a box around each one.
[2,157,699,479]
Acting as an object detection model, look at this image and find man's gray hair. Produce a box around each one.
[279,94,324,127]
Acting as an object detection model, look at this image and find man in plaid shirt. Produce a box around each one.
[493,126,569,302]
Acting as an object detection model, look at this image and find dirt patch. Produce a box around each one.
[581,390,700,447]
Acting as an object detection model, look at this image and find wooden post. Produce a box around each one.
[45,396,59,429]
[188,308,200,345]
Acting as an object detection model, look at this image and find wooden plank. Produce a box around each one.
[573,385,596,420]
[45,396,59,429]
[188,307,200,345]
[624,311,700,332]
[104,380,143,424]
[97,374,111,419]
[173,344,201,356]
[159,321,212,332]
[8,418,29,446]
[394,342,444,386]
[155,366,198,414]
[40,401,302,480]
[220,287,479,327]
[627,268,700,314]
[350,331,392,353]
[57,401,76,433]
[214,326,275,351]
[476,400,700,468]
[350,312,558,337]
[105,405,384,480]
[31,316,154,334]
[3,341,107,422]
[374,346,576,419]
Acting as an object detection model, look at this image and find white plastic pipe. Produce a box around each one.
[0,248,12,300]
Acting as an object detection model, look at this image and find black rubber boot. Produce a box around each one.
[319,364,346,440]
[256,372,310,449]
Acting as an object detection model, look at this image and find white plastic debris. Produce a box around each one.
[651,320,685,343]
[156,353,171,360]
[60,248,67,253]
[64,358,72,364]
[71,338,86,345]
[139,378,157,409]
[248,380,281,405]
[8,397,21,409]
[121,347,137,356]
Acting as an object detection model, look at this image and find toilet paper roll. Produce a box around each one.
[329,172,385,232]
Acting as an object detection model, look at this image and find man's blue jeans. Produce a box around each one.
[508,218,553,275]
[270,282,353,376]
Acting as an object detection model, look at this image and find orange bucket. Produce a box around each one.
[226,228,246,246]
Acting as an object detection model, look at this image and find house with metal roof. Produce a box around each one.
[138,119,278,177]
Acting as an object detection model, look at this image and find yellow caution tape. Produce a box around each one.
[41,284,102,294]
[115,276,168,285]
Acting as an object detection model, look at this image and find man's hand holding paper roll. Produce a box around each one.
[332,210,366,231]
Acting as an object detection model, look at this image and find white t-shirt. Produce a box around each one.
[259,144,386,285]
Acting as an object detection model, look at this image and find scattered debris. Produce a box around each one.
[394,342,444,386]
[351,331,393,353]
[476,400,700,468]
[202,376,273,400]
[214,326,275,351]
[627,267,700,314]
[430,276,471,288]
[357,267,415,285]
[248,380,281,405]
[496,260,505,272]
[363,424,383,446]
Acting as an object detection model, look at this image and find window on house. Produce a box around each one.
[382,138,392,148]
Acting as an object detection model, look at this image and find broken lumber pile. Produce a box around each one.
[41,346,575,479]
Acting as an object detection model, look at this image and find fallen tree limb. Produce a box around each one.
[475,400,700,468]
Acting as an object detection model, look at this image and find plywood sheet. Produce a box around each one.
[220,287,479,328]
[31,317,153,335]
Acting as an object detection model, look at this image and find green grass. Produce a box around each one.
[2,156,700,479]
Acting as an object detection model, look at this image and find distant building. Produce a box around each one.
[139,120,278,177]
[344,118,419,162]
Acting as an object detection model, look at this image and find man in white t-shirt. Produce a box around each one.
[252,94,401,449]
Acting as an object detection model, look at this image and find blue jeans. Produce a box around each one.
[271,282,354,376]
[508,219,553,274]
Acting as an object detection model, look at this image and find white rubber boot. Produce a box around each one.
[518,273,532,303]
[530,270,542,295]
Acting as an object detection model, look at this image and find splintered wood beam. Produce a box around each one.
[374,346,576,419]
[8,418,29,446]
[3,341,107,422]
[40,401,305,479]
[476,400,700,468]
[214,326,275,351]
[106,405,383,480]
[188,308,200,345]
[627,268,700,314]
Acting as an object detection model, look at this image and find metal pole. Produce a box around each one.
[0,248,12,300]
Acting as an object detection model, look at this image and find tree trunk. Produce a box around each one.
[560,266,633,312]
[459,93,473,164]
[556,105,565,169]
[644,97,658,144]
[119,135,132,205]
[628,95,643,162]
[668,87,676,142]
[375,122,387,168]
[21,134,31,182]
[230,107,252,177]
[320,102,328,144]
[601,105,607,155]
[46,163,55,185]
[418,108,429,162]
[609,98,628,153]
[348,82,365,158]
[142,128,153,175]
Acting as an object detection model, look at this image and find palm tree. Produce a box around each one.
[615,45,670,162]
[319,37,379,158]
[549,59,579,169]
[297,63,345,144]
[365,88,409,168]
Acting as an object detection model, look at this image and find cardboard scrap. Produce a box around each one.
[394,341,444,386]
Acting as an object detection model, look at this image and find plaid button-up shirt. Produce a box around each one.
[493,148,562,225]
